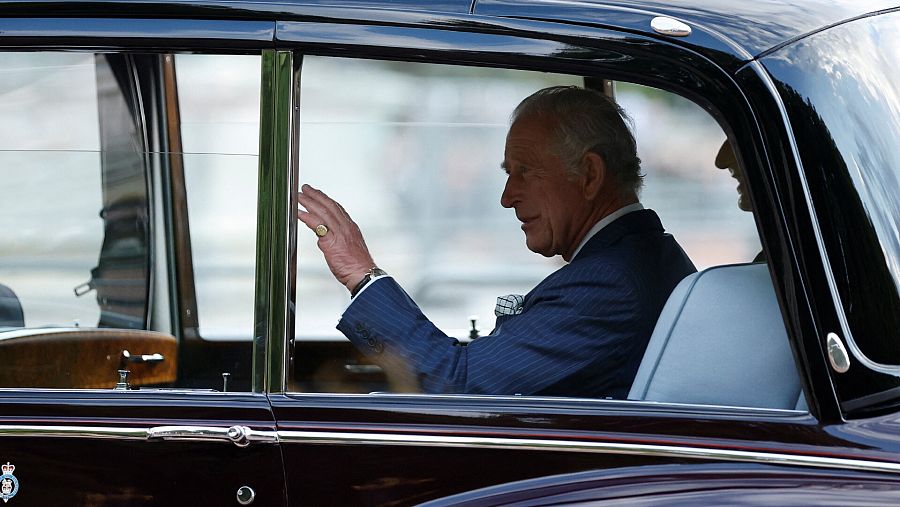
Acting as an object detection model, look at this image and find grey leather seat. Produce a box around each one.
[0,283,24,328]
[629,263,804,410]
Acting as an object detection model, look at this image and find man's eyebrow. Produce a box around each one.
[500,161,510,171]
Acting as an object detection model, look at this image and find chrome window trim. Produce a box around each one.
[279,392,810,417]
[751,59,899,377]
[0,17,275,45]
[277,429,900,475]
[255,49,298,394]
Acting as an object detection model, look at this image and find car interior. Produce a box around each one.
[0,50,806,411]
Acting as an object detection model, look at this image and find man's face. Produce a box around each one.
[715,141,752,212]
[500,115,589,259]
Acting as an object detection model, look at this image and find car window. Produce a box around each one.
[177,54,260,341]
[767,14,900,373]
[0,53,107,329]
[289,56,798,409]
[0,51,260,391]
[294,57,759,338]
[762,12,900,405]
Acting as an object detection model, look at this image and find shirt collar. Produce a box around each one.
[570,202,644,261]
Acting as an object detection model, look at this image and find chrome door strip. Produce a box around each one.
[148,425,279,446]
[4,424,899,475]
[0,424,278,445]
[0,425,147,439]
[278,430,900,475]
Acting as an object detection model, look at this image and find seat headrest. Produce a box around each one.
[628,263,803,409]
[0,284,25,328]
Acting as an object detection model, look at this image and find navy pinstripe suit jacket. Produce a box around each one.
[338,209,696,398]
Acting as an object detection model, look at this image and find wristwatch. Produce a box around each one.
[350,267,387,298]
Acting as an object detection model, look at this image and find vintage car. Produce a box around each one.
[1,0,899,505]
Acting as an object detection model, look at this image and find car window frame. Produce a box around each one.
[0,16,277,395]
[273,14,826,420]
[0,11,835,421]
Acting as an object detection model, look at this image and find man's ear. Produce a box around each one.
[581,151,607,200]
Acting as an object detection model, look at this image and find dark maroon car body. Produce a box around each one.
[2,0,900,505]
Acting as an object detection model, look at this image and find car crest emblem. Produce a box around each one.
[0,462,18,503]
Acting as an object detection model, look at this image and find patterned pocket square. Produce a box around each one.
[495,294,524,316]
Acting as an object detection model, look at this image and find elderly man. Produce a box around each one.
[297,86,695,398]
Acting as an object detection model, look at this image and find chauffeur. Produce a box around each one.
[297,86,696,398]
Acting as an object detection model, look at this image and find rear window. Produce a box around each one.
[763,12,900,398]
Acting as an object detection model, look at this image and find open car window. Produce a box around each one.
[294,57,760,339]
[0,51,260,391]
[287,56,803,410]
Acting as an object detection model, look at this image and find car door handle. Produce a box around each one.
[146,425,276,447]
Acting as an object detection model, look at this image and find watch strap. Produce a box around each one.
[350,267,387,298]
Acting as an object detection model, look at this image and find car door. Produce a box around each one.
[265,5,900,505]
[0,17,287,506]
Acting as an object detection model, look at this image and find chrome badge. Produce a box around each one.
[0,462,18,503]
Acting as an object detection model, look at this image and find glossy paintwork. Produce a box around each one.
[288,441,670,505]
[732,61,841,423]
[0,0,474,16]
[476,0,900,63]
[1,2,899,506]
[271,394,900,456]
[759,12,900,413]
[0,17,273,48]
[420,464,900,506]
[273,16,742,115]
[265,11,850,503]
[0,390,285,505]
[271,394,900,504]
[1,0,895,68]
[250,0,474,13]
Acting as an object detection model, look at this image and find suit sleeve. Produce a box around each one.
[337,267,639,395]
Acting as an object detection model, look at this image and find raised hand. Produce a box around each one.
[297,184,376,292]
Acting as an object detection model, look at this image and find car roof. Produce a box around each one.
[2,0,898,59]
[476,0,900,61]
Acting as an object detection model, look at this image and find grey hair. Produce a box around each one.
[511,86,643,195]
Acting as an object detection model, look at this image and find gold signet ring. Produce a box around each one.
[314,224,329,237]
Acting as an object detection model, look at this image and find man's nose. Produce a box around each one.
[500,176,518,208]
